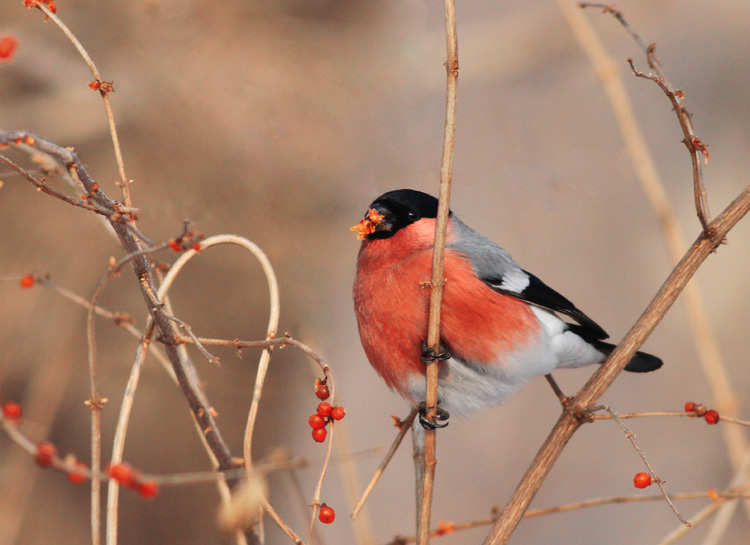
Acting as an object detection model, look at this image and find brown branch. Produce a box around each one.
[483,185,750,545]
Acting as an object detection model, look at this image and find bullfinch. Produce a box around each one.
[352,189,662,426]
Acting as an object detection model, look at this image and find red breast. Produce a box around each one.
[353,218,541,396]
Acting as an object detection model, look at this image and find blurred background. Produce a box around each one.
[1,1,749,544]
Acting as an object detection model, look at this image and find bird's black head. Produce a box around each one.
[352,189,446,240]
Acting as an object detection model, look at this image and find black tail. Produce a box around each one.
[595,340,663,372]
[567,324,663,373]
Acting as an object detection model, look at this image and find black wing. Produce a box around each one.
[481,270,609,341]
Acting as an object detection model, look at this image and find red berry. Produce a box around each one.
[2,401,22,423]
[312,427,327,443]
[0,35,18,61]
[68,461,88,484]
[319,503,335,524]
[633,472,652,489]
[684,401,696,412]
[168,239,182,252]
[137,480,159,499]
[308,414,327,429]
[317,402,333,418]
[19,274,35,288]
[694,404,707,417]
[315,383,330,401]
[108,463,136,486]
[704,409,720,425]
[36,442,57,467]
[330,406,346,421]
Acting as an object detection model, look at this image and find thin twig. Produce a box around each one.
[262,499,303,545]
[544,374,568,405]
[418,1,459,543]
[36,277,176,381]
[308,419,336,543]
[173,334,330,374]
[35,3,132,208]
[591,405,689,525]
[163,313,222,366]
[0,154,106,214]
[352,409,418,518]
[658,443,750,545]
[387,489,750,544]
[578,2,711,231]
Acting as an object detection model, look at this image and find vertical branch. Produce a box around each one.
[418,1,458,544]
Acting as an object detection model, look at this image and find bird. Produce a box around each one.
[351,189,662,427]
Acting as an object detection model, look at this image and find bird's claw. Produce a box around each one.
[418,401,450,430]
[420,342,451,364]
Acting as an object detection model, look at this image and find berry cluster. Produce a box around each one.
[107,463,159,499]
[309,381,346,443]
[684,401,720,425]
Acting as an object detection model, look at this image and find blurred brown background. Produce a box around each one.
[1,1,749,544]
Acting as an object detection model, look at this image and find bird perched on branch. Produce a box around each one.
[352,189,662,428]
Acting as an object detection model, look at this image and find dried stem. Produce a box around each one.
[351,409,418,518]
[418,1,458,543]
[483,185,750,545]
[262,498,303,545]
[105,321,156,545]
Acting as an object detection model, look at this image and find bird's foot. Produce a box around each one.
[420,342,451,364]
[418,401,450,430]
